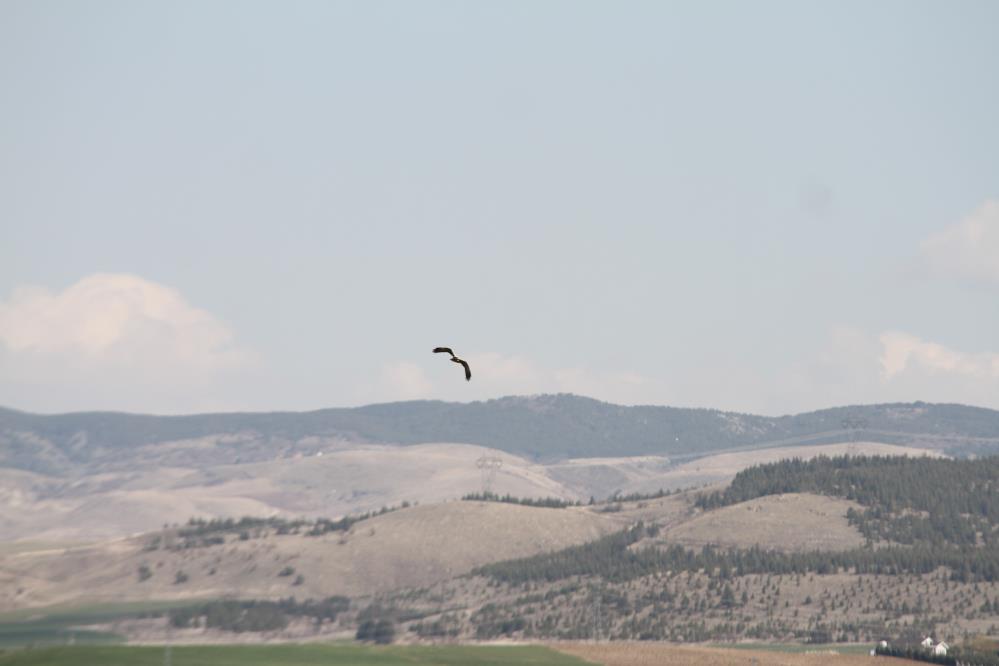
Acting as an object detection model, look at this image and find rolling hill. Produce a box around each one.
[0,501,628,612]
[3,395,998,476]
[0,393,989,542]
[6,454,999,651]
[0,482,869,614]
[0,441,938,541]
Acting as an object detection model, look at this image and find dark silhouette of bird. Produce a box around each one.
[433,347,471,381]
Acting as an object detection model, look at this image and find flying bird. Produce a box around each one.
[433,347,471,381]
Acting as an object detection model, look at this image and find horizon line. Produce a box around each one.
[0,394,991,420]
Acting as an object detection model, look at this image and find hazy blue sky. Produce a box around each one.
[2,1,998,415]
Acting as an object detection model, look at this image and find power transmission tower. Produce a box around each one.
[841,417,869,448]
[476,456,503,494]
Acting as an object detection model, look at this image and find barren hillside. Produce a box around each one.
[0,501,625,612]
[0,443,573,541]
[0,437,941,542]
[0,485,872,613]
[661,493,865,552]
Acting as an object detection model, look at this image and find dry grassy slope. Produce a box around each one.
[0,441,941,542]
[590,490,864,552]
[661,493,865,552]
[0,443,573,541]
[0,488,869,613]
[0,501,626,612]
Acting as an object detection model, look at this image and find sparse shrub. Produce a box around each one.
[357,618,395,644]
[137,564,152,582]
[278,566,295,577]
[169,607,197,628]
[174,570,189,584]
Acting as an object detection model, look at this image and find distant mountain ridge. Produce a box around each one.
[4,395,999,476]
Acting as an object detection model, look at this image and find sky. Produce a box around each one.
[1,0,998,416]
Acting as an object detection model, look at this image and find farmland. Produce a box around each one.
[0,644,590,666]
[0,642,937,666]
[555,642,927,665]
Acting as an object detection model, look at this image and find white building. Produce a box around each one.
[933,642,949,657]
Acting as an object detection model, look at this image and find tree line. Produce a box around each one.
[475,523,999,584]
[461,492,578,508]
[152,504,410,550]
[168,596,350,632]
[696,455,999,547]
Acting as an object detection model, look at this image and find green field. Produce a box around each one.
[0,644,593,666]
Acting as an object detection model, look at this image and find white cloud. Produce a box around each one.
[382,331,999,416]
[879,331,999,382]
[381,361,434,399]
[759,326,999,415]
[0,273,247,367]
[378,330,999,415]
[8,276,993,416]
[920,200,999,284]
[464,352,544,387]
[0,274,253,412]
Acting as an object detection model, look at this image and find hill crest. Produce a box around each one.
[3,395,998,476]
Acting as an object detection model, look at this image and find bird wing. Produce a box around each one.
[455,358,471,381]
[433,347,455,356]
